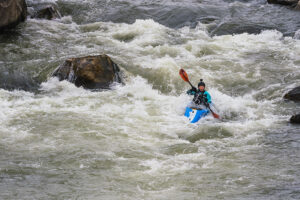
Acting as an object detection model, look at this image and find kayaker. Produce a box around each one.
[187,79,211,109]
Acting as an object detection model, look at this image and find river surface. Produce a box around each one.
[1,0,300,199]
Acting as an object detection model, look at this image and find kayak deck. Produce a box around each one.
[184,107,209,123]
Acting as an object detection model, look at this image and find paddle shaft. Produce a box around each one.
[206,104,215,115]
[187,80,194,89]
[205,102,220,119]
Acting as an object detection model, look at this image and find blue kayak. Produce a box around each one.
[184,107,209,123]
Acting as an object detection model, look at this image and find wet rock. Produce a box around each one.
[290,114,300,124]
[31,4,61,20]
[267,0,300,9]
[52,55,123,89]
[296,1,300,10]
[267,0,298,6]
[0,0,27,30]
[284,86,300,101]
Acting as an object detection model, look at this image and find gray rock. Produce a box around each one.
[0,0,27,30]
[52,55,123,89]
[31,4,61,20]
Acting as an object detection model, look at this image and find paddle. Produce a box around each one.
[179,69,195,89]
[205,102,220,119]
[179,68,220,119]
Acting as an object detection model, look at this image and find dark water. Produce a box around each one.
[55,0,300,36]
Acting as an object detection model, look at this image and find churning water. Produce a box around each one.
[0,0,300,199]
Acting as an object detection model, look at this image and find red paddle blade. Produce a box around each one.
[212,112,220,119]
[179,69,189,82]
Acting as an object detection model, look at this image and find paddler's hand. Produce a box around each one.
[191,86,197,92]
[204,101,209,108]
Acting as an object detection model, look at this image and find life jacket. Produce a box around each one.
[193,90,208,105]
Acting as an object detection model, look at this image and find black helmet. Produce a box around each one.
[198,79,205,87]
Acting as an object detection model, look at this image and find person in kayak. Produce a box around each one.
[187,79,211,109]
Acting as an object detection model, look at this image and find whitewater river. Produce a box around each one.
[1,0,300,199]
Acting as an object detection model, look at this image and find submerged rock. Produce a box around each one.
[0,0,27,30]
[0,71,39,91]
[284,86,300,101]
[290,114,300,124]
[31,4,61,20]
[52,55,123,89]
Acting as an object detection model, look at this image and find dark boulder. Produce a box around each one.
[0,0,27,31]
[31,4,61,20]
[267,0,298,6]
[284,86,300,101]
[267,0,300,9]
[52,55,123,89]
[290,114,300,124]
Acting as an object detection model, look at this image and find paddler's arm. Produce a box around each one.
[205,91,212,103]
[203,91,212,108]
[187,86,197,95]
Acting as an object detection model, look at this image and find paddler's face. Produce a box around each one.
[199,86,205,91]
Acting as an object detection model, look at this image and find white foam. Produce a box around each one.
[294,29,300,40]
[1,20,299,194]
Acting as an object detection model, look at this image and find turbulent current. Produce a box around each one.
[1,0,300,199]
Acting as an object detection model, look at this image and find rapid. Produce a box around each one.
[0,0,300,199]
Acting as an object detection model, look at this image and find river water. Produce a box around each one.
[1,0,300,199]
